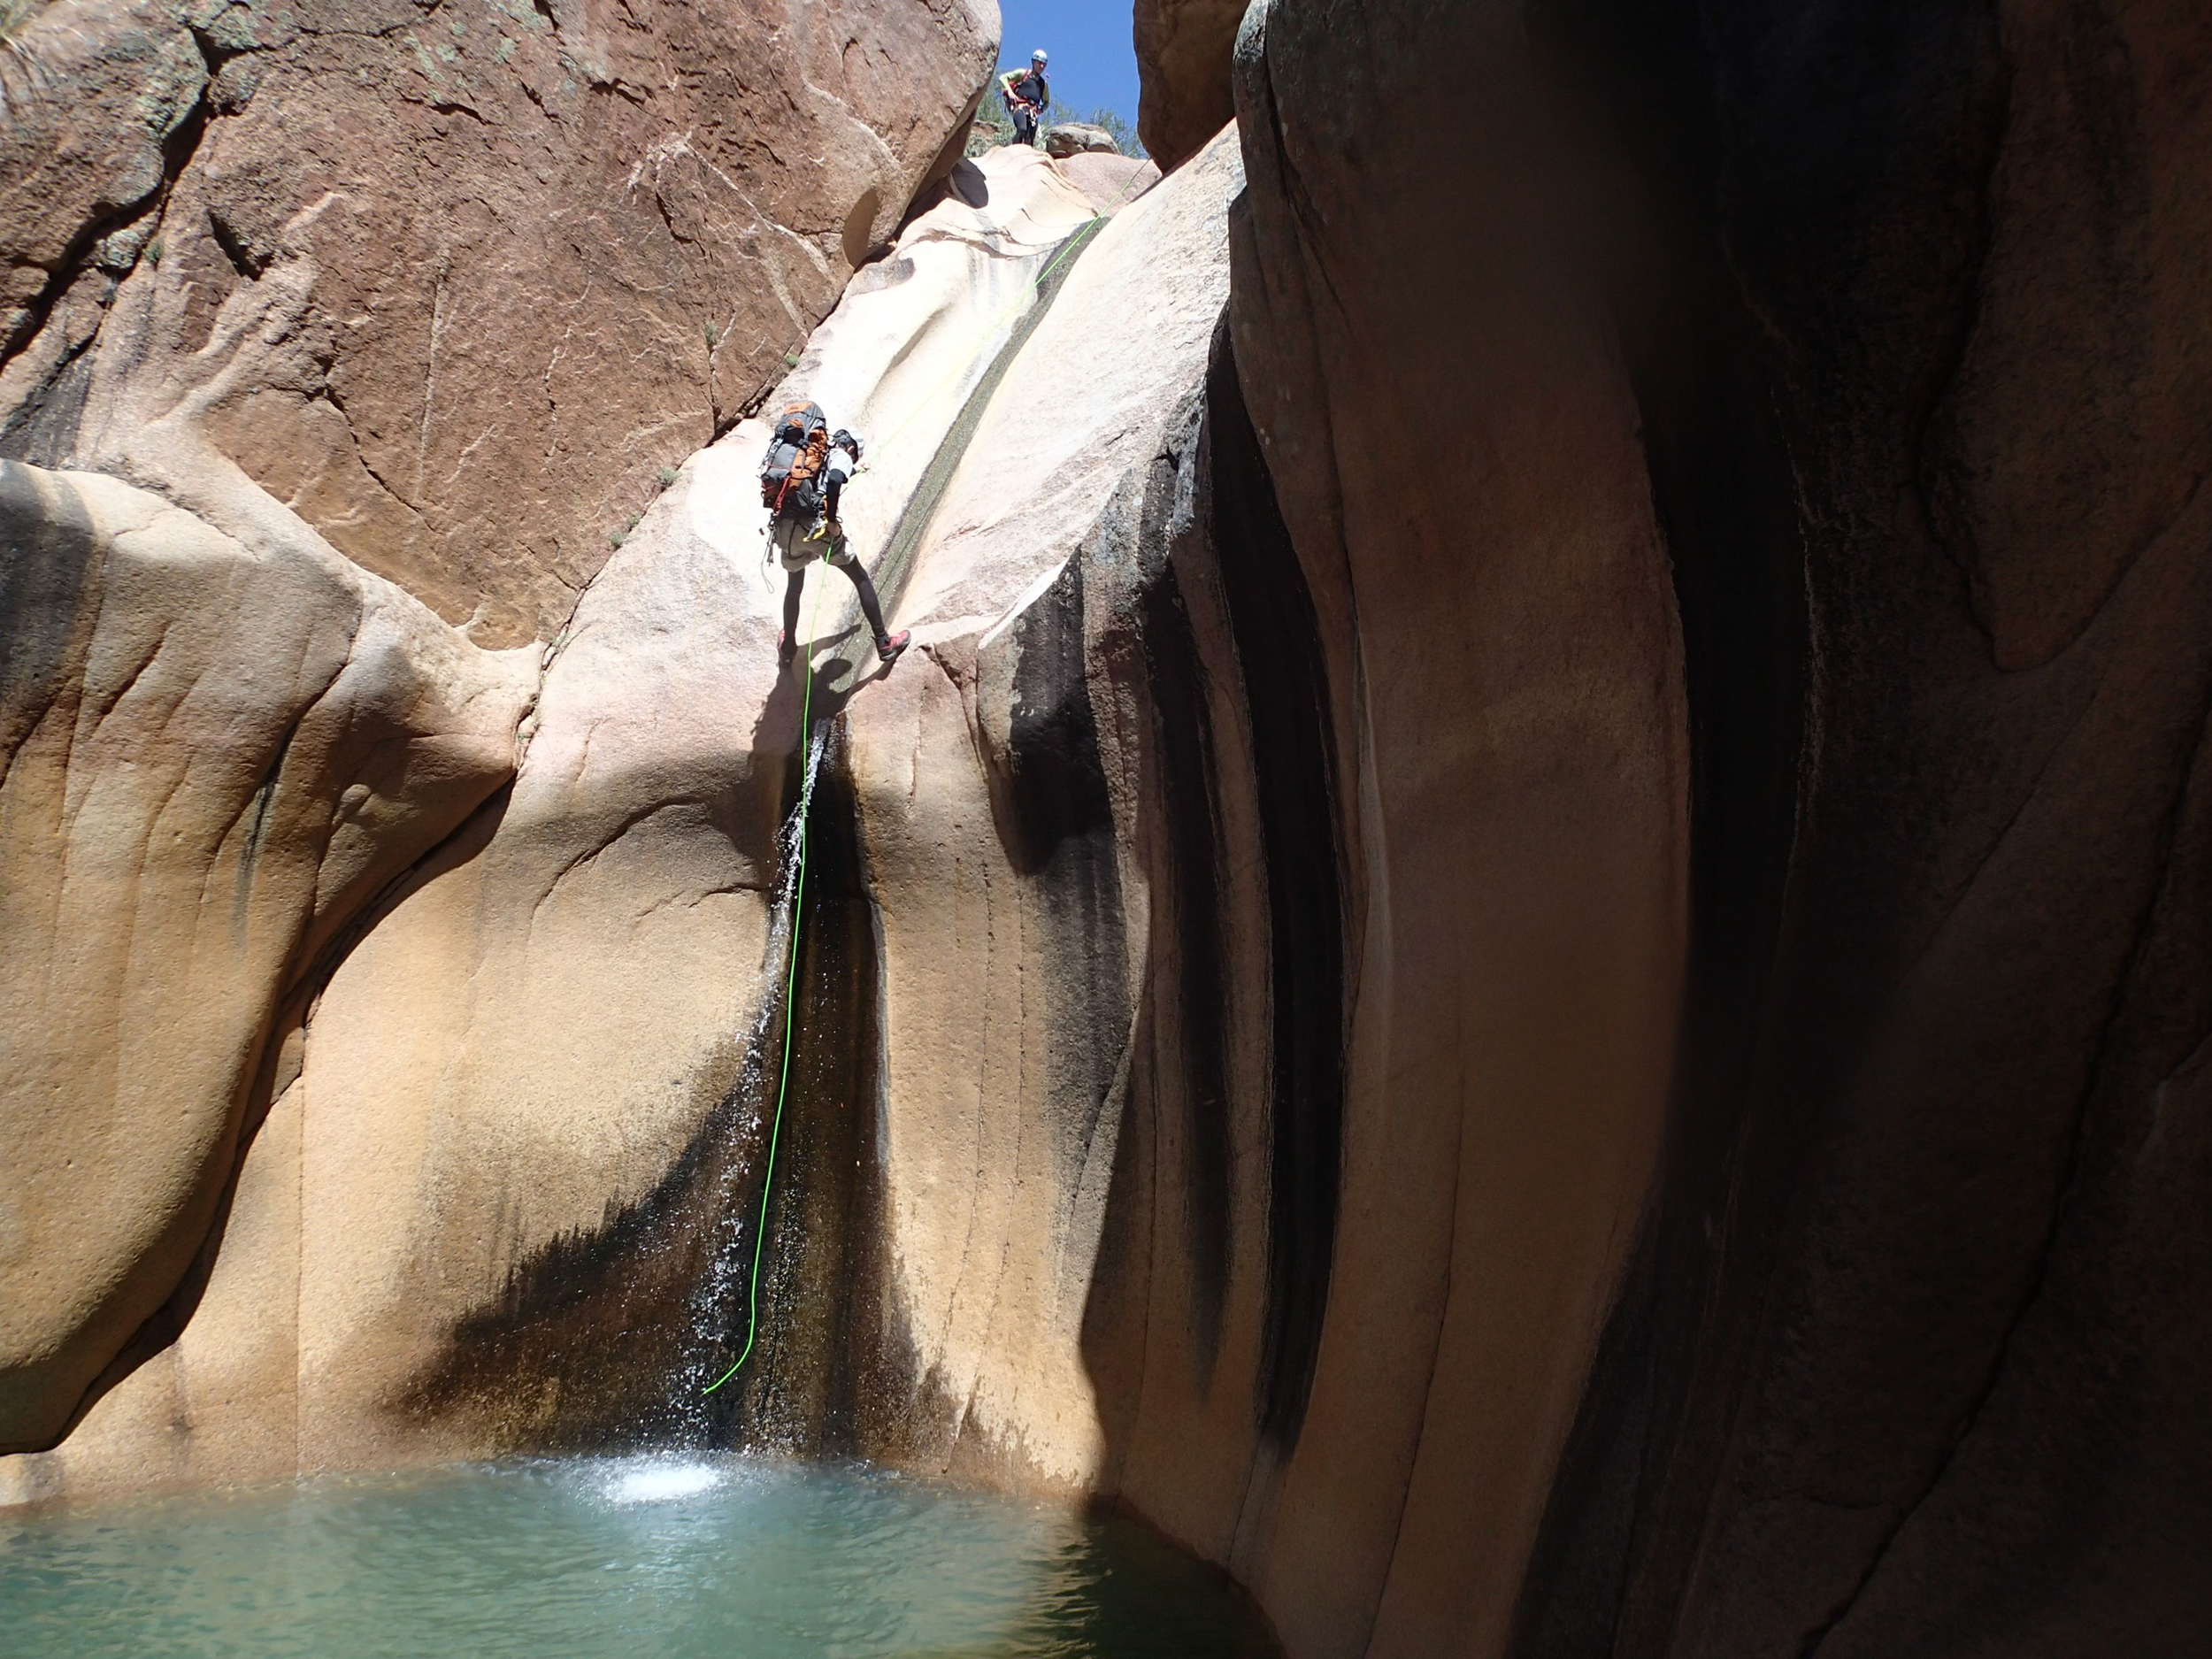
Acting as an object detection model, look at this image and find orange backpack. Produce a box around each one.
[760,401,831,518]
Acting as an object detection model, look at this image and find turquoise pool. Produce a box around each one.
[0,1455,1276,1657]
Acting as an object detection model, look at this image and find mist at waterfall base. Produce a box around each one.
[0,1456,1277,1657]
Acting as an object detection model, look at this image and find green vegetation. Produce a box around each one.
[1087,107,1144,157]
[965,92,1147,160]
[657,465,680,488]
[964,104,1013,157]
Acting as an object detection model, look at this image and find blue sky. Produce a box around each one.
[994,1,1141,127]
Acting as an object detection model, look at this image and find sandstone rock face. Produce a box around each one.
[0,0,995,646]
[8,4,2206,1655]
[1043,121,1118,157]
[1506,4,2212,1655]
[0,142,1123,1500]
[893,128,1240,644]
[0,459,534,1457]
[832,124,1248,1487]
[1196,12,1690,1647]
[1134,0,1243,170]
[1211,2,2212,1656]
[1057,151,1163,214]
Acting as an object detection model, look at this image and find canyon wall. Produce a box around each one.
[0,458,534,1457]
[6,2,2210,1657]
[0,0,996,1468]
[0,0,995,644]
[1499,1,2212,1653]
[1134,0,1242,169]
[0,138,1171,1499]
[1080,1,2206,1652]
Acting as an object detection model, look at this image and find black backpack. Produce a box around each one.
[761,401,829,518]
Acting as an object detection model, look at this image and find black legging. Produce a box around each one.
[785,562,887,646]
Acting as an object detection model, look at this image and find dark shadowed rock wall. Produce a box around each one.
[1506,2,2212,1655]
[1147,1,2212,1655]
[1129,1,2210,1653]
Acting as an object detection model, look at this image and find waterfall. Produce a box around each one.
[667,716,832,1442]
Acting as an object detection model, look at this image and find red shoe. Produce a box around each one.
[777,629,797,668]
[876,629,910,667]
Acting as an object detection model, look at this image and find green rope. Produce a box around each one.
[699,157,1153,1397]
[702,567,826,1396]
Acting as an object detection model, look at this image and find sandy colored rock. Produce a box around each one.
[1164,10,1695,1646]
[0,143,1119,1494]
[895,127,1241,641]
[0,459,534,1455]
[1044,121,1118,157]
[0,0,996,645]
[284,144,1131,1474]
[15,4,2209,1654]
[827,123,1246,1486]
[1056,151,1162,215]
[1135,0,1243,170]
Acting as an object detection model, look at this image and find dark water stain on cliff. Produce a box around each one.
[398,713,894,1458]
[704,719,896,1454]
[1135,558,1234,1377]
[986,557,1135,1243]
[1203,333,1346,1453]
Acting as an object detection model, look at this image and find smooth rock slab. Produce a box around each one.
[0,460,534,1455]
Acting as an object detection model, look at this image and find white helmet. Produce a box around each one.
[1032,49,1048,64]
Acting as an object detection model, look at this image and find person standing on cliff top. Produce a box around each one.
[758,401,910,672]
[999,49,1049,148]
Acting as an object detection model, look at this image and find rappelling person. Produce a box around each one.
[760,400,910,672]
[998,49,1049,148]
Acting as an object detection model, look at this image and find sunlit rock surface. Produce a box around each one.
[1056,151,1162,214]
[0,0,996,645]
[7,1,2209,1653]
[1043,122,1119,158]
[0,460,534,1457]
[835,122,1245,1488]
[0,140,1147,1499]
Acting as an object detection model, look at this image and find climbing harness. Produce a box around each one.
[701,155,1155,1395]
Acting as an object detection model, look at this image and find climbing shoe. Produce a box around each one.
[876,629,910,668]
[777,629,797,668]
